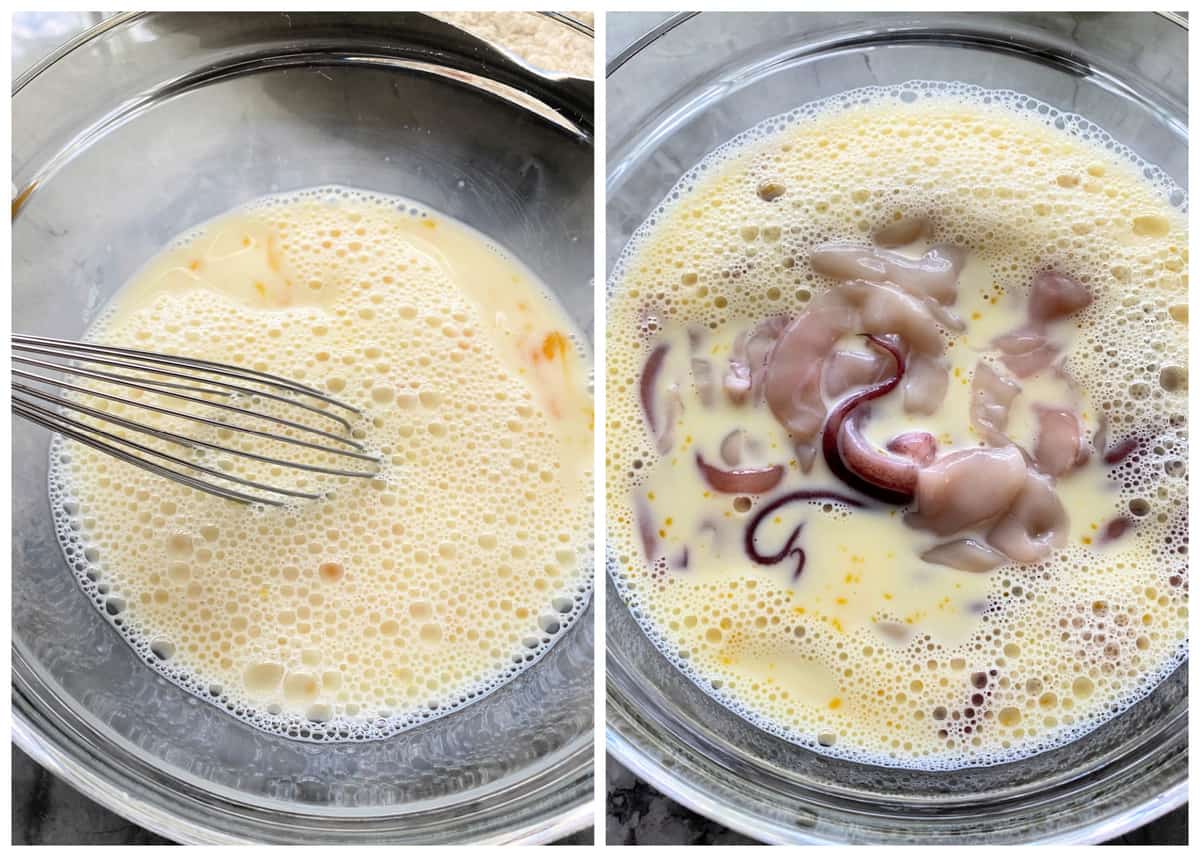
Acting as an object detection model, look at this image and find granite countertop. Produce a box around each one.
[603,10,1187,847]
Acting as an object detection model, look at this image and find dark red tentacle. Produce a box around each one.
[744,489,863,580]
[821,335,916,504]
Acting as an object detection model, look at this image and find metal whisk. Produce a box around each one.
[13,334,381,505]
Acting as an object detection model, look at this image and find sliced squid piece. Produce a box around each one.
[720,429,745,466]
[921,539,1007,573]
[1099,517,1131,543]
[987,471,1069,562]
[691,357,716,407]
[1092,413,1139,465]
[719,430,764,466]
[696,453,784,495]
[1029,271,1092,323]
[640,344,669,439]
[873,216,931,248]
[993,326,1060,378]
[903,353,949,415]
[907,445,1027,536]
[823,348,890,399]
[638,342,687,454]
[844,281,944,355]
[811,243,965,305]
[764,297,857,441]
[725,316,788,405]
[1033,406,1087,477]
[970,362,1022,446]
[725,335,752,404]
[656,384,683,454]
[794,441,818,474]
[924,299,968,334]
[1104,437,1138,465]
[886,431,938,466]
[635,496,659,562]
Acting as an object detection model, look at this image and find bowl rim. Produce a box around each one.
[14,10,594,97]
[607,10,1188,78]
[12,9,596,845]
[604,9,1188,844]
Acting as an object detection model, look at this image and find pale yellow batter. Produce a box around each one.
[53,188,593,740]
[607,86,1187,767]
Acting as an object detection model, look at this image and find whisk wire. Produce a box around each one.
[14,334,357,414]
[15,398,318,505]
[15,360,367,453]
[12,334,382,504]
[15,381,378,477]
[14,339,356,433]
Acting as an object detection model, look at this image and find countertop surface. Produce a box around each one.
[602,10,1187,847]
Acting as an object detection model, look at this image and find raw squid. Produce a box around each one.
[986,471,1069,562]
[695,453,784,495]
[691,357,717,407]
[763,297,857,440]
[1033,406,1087,477]
[903,353,950,415]
[906,445,1028,536]
[970,362,1021,446]
[810,242,965,305]
[725,316,789,405]
[823,348,890,399]
[993,327,1061,378]
[644,243,1097,581]
[1029,270,1092,323]
[844,281,944,356]
[887,432,938,466]
[743,489,863,580]
[991,271,1092,377]
[921,539,1008,572]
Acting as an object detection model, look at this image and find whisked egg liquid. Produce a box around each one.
[51,187,593,741]
[607,83,1187,768]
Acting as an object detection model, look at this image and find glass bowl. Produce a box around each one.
[13,11,594,845]
[605,11,1186,845]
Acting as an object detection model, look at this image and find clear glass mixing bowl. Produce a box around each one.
[606,11,1187,844]
[13,11,594,844]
